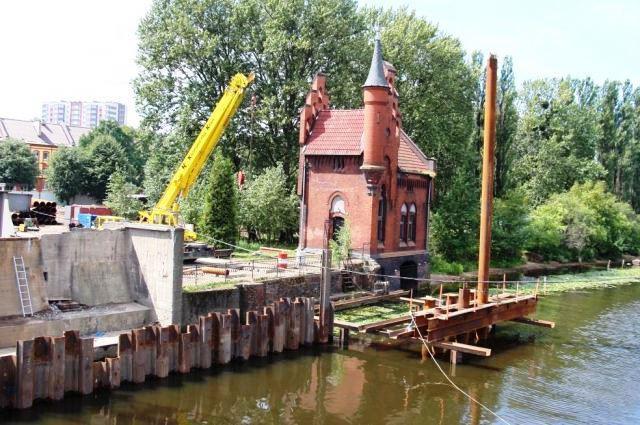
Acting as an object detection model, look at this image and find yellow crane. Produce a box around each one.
[139,72,254,240]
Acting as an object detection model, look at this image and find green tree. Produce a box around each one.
[0,139,39,189]
[45,147,90,204]
[199,154,238,247]
[136,0,367,180]
[104,171,144,219]
[511,78,604,205]
[79,121,144,181]
[491,190,529,264]
[239,164,298,242]
[84,135,135,202]
[142,132,192,205]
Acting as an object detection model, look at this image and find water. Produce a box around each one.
[5,282,640,424]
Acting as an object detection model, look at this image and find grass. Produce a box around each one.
[335,301,409,325]
[232,239,297,260]
[183,280,239,292]
[496,267,640,296]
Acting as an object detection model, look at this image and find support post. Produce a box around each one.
[477,54,498,306]
[318,220,333,343]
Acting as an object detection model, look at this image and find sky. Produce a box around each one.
[0,0,638,128]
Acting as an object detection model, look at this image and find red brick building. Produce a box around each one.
[297,37,436,289]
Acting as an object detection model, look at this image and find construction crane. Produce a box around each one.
[139,72,254,241]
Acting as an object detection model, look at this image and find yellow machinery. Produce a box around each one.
[139,72,254,240]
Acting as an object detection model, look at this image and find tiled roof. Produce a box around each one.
[303,109,435,175]
[304,110,364,155]
[0,117,90,147]
[398,129,436,176]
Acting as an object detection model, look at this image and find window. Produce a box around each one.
[377,187,386,243]
[330,196,345,214]
[33,151,40,161]
[400,203,408,242]
[408,204,417,242]
[42,152,49,162]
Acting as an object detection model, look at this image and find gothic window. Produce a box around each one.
[408,203,417,242]
[377,187,386,243]
[330,196,345,215]
[400,203,408,242]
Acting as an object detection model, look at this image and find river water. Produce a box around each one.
[4,282,640,424]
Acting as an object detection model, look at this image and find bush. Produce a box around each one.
[430,255,464,275]
[491,190,530,263]
[104,171,144,220]
[527,181,640,261]
[329,219,351,265]
[238,164,298,243]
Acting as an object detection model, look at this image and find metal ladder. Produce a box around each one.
[13,256,33,317]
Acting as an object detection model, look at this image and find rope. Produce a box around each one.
[408,308,512,425]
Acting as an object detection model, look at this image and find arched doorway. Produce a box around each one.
[332,216,345,241]
[330,195,346,240]
[399,261,418,291]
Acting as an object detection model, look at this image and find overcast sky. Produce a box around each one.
[0,0,638,127]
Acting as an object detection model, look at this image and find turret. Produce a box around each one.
[361,35,390,195]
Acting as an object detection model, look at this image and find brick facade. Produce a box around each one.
[297,38,436,289]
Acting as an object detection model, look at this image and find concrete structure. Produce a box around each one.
[0,117,91,191]
[0,224,184,348]
[41,101,126,128]
[297,37,436,290]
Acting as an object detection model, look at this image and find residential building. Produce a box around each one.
[41,101,126,128]
[297,37,436,290]
[0,117,91,191]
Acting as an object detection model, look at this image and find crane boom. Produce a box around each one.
[140,72,254,227]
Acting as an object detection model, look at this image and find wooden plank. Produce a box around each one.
[64,330,80,393]
[332,290,410,311]
[431,341,491,357]
[0,355,17,408]
[199,315,213,369]
[332,319,363,332]
[50,336,65,400]
[16,340,34,409]
[79,338,94,395]
[511,317,556,328]
[117,333,133,383]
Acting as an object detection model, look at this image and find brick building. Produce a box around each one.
[297,37,436,290]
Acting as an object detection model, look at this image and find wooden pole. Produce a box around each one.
[477,54,498,306]
[319,220,333,343]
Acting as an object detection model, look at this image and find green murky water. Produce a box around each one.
[4,280,640,424]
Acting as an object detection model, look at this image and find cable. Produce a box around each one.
[408,309,512,425]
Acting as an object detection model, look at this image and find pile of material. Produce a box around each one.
[11,201,58,226]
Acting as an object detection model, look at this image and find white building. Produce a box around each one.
[41,101,126,128]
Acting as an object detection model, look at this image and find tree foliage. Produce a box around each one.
[199,154,238,247]
[45,148,89,204]
[0,139,39,189]
[238,164,298,243]
[104,171,144,220]
[527,181,640,261]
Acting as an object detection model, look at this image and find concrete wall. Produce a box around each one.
[181,287,239,324]
[125,224,183,325]
[41,229,133,304]
[0,238,48,316]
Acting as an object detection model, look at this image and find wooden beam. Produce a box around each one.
[431,341,491,357]
[511,317,555,328]
[332,290,410,311]
[330,319,363,332]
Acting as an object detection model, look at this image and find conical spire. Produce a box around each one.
[363,33,389,88]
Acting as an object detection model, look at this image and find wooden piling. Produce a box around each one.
[64,330,80,393]
[79,337,94,395]
[199,315,213,369]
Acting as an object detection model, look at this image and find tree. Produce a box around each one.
[511,78,604,205]
[136,0,367,181]
[45,147,90,204]
[84,135,134,202]
[79,121,144,181]
[104,171,144,220]
[491,190,530,264]
[0,139,39,189]
[238,164,298,242]
[199,154,238,247]
[142,131,192,205]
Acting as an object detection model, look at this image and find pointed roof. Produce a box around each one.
[363,36,389,88]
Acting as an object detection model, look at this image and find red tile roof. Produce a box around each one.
[304,110,363,155]
[303,109,435,175]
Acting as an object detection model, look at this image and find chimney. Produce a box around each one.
[33,120,42,136]
[360,34,389,195]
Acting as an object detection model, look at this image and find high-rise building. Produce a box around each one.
[41,101,126,128]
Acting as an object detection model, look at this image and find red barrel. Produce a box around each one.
[277,252,288,269]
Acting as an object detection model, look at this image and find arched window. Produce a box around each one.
[400,203,408,242]
[408,204,417,242]
[330,196,345,215]
[377,186,386,243]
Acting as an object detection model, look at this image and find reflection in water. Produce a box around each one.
[4,283,640,424]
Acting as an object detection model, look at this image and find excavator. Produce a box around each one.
[99,72,254,258]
